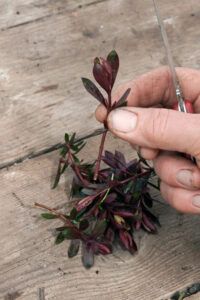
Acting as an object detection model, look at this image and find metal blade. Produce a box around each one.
[152,0,186,111]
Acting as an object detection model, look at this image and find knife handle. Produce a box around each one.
[172,99,194,113]
[172,100,195,163]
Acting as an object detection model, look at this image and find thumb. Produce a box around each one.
[107,107,200,163]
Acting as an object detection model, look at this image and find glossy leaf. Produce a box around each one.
[76,194,97,212]
[81,77,106,105]
[93,58,112,94]
[96,242,112,255]
[142,213,157,233]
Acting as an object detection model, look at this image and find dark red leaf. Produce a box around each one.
[114,210,134,218]
[119,230,137,253]
[142,213,157,233]
[107,50,119,87]
[76,194,97,212]
[93,57,112,94]
[81,77,106,105]
[105,193,117,204]
[96,242,112,255]
[105,227,115,243]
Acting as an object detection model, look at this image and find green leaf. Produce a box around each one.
[64,133,69,143]
[70,208,78,220]
[60,162,69,174]
[52,161,62,189]
[60,146,68,157]
[41,213,58,219]
[55,232,65,244]
[69,132,76,144]
[72,154,80,164]
[62,228,80,239]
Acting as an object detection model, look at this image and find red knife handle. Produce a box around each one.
[172,99,194,113]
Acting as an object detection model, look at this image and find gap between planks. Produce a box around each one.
[1,0,109,31]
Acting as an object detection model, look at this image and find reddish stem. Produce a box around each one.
[93,130,107,181]
[35,202,70,223]
[35,202,85,239]
[68,150,89,186]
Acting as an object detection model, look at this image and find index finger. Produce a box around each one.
[96,66,200,122]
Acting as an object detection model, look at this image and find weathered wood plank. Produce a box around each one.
[0,135,200,300]
[0,0,104,30]
[0,0,200,166]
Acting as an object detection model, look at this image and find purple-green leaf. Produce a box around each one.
[68,239,80,258]
[82,243,94,269]
[81,77,106,105]
[114,88,131,109]
[93,219,107,237]
[107,50,119,88]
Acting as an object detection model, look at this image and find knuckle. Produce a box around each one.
[143,108,170,147]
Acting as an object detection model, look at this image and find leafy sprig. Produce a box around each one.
[35,50,160,269]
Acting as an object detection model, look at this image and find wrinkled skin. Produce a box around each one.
[96,67,200,214]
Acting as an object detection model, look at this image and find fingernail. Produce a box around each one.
[176,170,193,187]
[192,195,200,208]
[108,109,137,133]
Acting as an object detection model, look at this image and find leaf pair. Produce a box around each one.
[82,50,130,109]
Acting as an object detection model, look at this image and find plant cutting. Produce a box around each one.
[35,50,160,269]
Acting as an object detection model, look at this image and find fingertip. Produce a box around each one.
[95,104,107,123]
[160,182,200,214]
[139,147,159,160]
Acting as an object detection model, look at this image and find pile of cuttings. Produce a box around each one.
[35,133,160,269]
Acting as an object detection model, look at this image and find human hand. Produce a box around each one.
[95,67,200,213]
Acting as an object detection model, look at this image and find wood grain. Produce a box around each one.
[1,0,200,166]
[1,1,200,299]
[0,135,200,300]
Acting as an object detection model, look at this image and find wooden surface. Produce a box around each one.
[1,0,200,299]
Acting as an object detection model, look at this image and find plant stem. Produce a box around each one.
[67,150,89,187]
[93,130,107,181]
[35,202,69,223]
